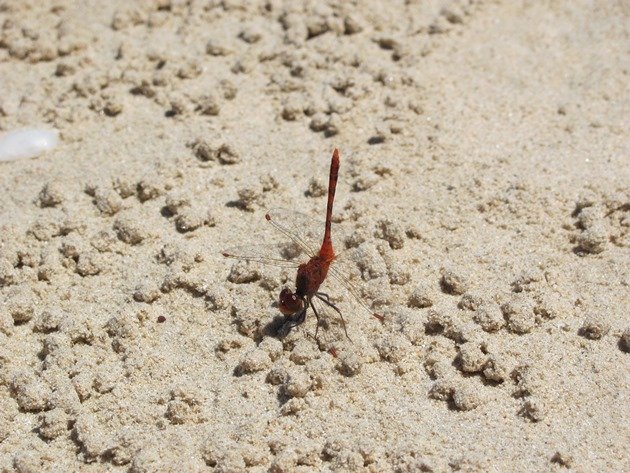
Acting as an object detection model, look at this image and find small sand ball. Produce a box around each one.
[236,185,263,211]
[11,372,52,412]
[0,257,17,287]
[38,408,70,440]
[440,268,469,295]
[227,261,260,284]
[106,315,140,353]
[576,224,608,254]
[240,444,270,467]
[94,363,122,394]
[192,139,241,165]
[521,396,546,422]
[428,378,456,401]
[205,287,230,311]
[13,452,49,473]
[375,219,405,249]
[167,93,192,116]
[16,249,37,268]
[30,217,61,241]
[196,93,220,116]
[94,187,123,215]
[452,382,483,411]
[483,355,508,383]
[237,349,272,374]
[38,181,65,207]
[407,283,434,308]
[202,445,246,471]
[425,356,455,380]
[337,351,362,376]
[579,315,609,340]
[259,338,283,361]
[7,291,37,323]
[551,450,574,467]
[376,333,412,363]
[73,414,110,459]
[355,244,388,280]
[233,310,263,340]
[386,258,411,286]
[137,178,164,202]
[510,268,543,293]
[621,328,630,352]
[534,292,571,320]
[62,317,96,345]
[266,364,289,385]
[259,174,279,193]
[215,144,241,165]
[501,296,536,334]
[283,369,312,398]
[34,308,64,332]
[71,371,93,402]
[216,334,248,354]
[191,139,214,162]
[281,96,304,122]
[113,176,136,199]
[305,177,326,197]
[574,192,597,213]
[458,293,483,311]
[397,309,425,345]
[164,191,191,214]
[425,309,454,334]
[576,206,603,230]
[76,253,103,276]
[133,281,161,303]
[473,302,505,332]
[114,216,147,245]
[289,340,319,365]
[205,38,230,56]
[165,400,196,425]
[310,113,336,134]
[175,206,214,233]
[458,342,488,373]
[42,333,72,366]
[0,311,14,335]
[344,14,364,34]
[60,234,86,259]
[177,59,202,79]
[239,25,263,44]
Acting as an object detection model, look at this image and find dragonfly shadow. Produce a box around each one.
[262,314,289,338]
[225,200,253,211]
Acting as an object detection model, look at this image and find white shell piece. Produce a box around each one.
[0,128,59,161]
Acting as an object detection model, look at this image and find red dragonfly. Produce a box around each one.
[222,149,383,339]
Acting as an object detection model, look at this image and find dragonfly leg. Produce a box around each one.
[309,299,321,341]
[315,291,331,301]
[314,294,351,342]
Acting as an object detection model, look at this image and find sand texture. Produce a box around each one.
[0,1,629,471]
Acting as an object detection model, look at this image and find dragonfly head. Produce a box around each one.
[279,288,304,315]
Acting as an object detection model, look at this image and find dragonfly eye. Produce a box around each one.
[279,288,303,315]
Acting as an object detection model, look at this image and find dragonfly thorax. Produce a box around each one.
[295,256,331,298]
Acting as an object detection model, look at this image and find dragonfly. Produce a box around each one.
[222,149,384,340]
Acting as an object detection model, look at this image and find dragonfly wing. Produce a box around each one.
[325,256,384,320]
[265,208,322,257]
[265,208,351,259]
[221,243,304,268]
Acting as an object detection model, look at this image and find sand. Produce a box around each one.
[0,1,629,471]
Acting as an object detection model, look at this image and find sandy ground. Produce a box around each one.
[0,1,629,471]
